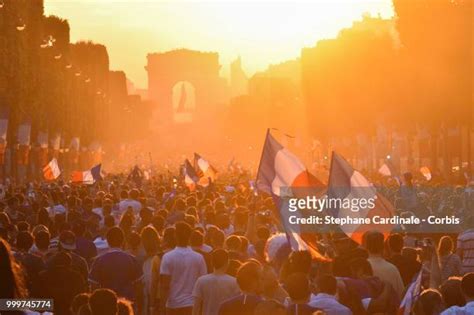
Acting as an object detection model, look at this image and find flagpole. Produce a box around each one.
[255,128,270,183]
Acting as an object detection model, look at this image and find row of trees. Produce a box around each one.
[302,0,472,174]
[0,0,141,177]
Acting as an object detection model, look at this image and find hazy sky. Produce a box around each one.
[44,0,394,88]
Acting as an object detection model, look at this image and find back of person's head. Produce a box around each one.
[71,293,90,315]
[365,231,384,255]
[285,272,311,302]
[289,250,312,275]
[387,233,404,253]
[440,277,465,308]
[254,300,286,315]
[190,230,204,247]
[0,238,27,298]
[120,190,128,199]
[225,235,241,251]
[16,231,34,251]
[236,261,261,293]
[130,189,139,200]
[52,251,73,267]
[461,272,474,299]
[257,226,271,241]
[77,304,91,315]
[89,289,118,315]
[73,221,86,237]
[162,226,176,249]
[16,221,30,232]
[106,227,124,248]
[212,249,229,270]
[350,257,373,278]
[151,215,165,233]
[438,236,454,256]
[126,231,141,250]
[35,230,51,251]
[175,221,192,247]
[141,226,160,256]
[211,229,225,248]
[317,274,337,295]
[226,259,242,277]
[413,289,444,315]
[117,298,133,315]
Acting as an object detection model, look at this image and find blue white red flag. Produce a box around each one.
[71,164,102,184]
[256,130,325,260]
[328,152,395,243]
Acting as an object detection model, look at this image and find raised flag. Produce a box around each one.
[17,119,32,146]
[327,152,395,244]
[420,166,431,181]
[398,271,422,315]
[183,159,199,191]
[71,164,102,184]
[378,158,401,185]
[43,158,61,181]
[194,152,217,186]
[128,165,144,186]
[256,130,325,260]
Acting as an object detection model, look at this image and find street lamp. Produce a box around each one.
[16,22,26,31]
[0,1,4,9]
[54,54,62,60]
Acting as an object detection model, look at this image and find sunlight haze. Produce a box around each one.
[44,0,394,88]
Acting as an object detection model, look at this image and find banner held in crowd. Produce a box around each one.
[43,158,61,181]
[71,164,102,184]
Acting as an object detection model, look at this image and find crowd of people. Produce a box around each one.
[0,167,474,315]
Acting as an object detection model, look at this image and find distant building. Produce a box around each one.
[230,57,248,98]
[146,49,228,125]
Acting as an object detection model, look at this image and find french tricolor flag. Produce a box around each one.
[256,130,326,260]
[183,159,199,191]
[71,164,102,184]
[328,152,395,244]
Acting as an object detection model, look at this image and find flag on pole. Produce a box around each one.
[43,158,61,181]
[194,152,217,186]
[71,164,102,184]
[378,158,401,185]
[128,165,144,186]
[183,159,199,191]
[420,166,432,181]
[328,152,395,244]
[256,130,326,260]
[398,271,422,315]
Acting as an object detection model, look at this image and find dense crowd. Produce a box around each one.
[1,168,474,315]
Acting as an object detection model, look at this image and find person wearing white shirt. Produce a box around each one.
[160,221,207,315]
[118,189,142,215]
[442,273,474,315]
[192,249,240,315]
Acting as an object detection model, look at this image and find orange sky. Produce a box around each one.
[44,0,394,89]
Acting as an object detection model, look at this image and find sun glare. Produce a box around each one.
[44,0,394,87]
